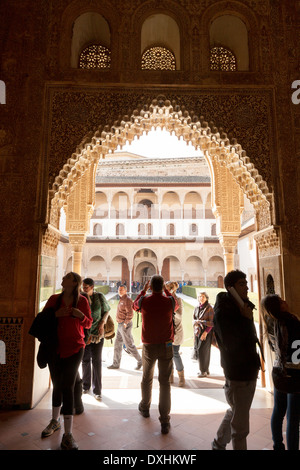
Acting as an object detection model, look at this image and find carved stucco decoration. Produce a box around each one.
[48,95,272,241]
[254,226,281,258]
[41,224,61,258]
[47,88,274,188]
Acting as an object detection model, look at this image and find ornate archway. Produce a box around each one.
[45,96,275,276]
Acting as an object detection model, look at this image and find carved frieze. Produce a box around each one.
[254,226,281,258]
[47,87,274,189]
[41,224,61,258]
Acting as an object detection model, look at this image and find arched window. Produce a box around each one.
[141,14,180,69]
[116,223,125,236]
[138,224,145,235]
[266,274,275,294]
[210,46,237,71]
[209,15,249,71]
[141,46,176,71]
[189,224,198,236]
[139,199,153,219]
[79,44,111,69]
[93,223,102,236]
[71,12,111,69]
[167,223,175,237]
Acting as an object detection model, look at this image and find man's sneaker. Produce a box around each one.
[107,364,119,369]
[94,394,102,401]
[161,422,170,434]
[61,432,79,450]
[138,403,150,418]
[41,418,61,438]
[197,371,208,378]
[211,438,225,450]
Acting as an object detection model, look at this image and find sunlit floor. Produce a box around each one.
[0,347,278,451]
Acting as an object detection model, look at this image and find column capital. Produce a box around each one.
[218,234,239,252]
[69,233,87,249]
[218,234,239,274]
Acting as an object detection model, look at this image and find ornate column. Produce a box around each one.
[127,259,134,294]
[254,223,282,391]
[65,168,95,277]
[218,234,240,274]
[69,233,87,275]
[254,225,282,296]
[157,259,163,276]
[211,162,244,274]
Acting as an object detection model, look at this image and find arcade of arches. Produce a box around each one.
[0,0,299,411]
[54,152,257,294]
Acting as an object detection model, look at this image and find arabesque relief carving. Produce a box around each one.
[44,94,275,271]
[47,88,274,189]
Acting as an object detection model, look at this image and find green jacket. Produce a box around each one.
[89,292,111,336]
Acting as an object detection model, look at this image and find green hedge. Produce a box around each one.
[182,285,198,298]
[94,285,110,295]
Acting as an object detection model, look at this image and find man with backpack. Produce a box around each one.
[81,278,111,401]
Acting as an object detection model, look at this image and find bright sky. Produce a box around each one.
[116,128,203,159]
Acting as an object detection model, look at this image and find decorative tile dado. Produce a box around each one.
[0,318,23,407]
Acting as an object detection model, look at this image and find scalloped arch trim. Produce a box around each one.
[50,96,271,211]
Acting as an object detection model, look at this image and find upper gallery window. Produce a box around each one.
[71,12,111,68]
[141,14,180,69]
[210,46,237,71]
[79,44,111,69]
[209,15,249,71]
[141,46,176,71]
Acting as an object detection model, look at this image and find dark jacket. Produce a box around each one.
[213,291,260,381]
[29,297,61,368]
[264,312,300,393]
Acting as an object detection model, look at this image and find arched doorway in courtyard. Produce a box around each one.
[38,96,280,401]
[47,97,273,277]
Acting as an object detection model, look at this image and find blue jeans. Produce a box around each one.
[271,387,300,450]
[172,344,183,371]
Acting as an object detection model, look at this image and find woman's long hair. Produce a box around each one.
[260,294,290,370]
[62,272,82,308]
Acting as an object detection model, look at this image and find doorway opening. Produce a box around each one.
[38,98,277,403]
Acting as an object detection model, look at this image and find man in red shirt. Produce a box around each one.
[133,275,178,434]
